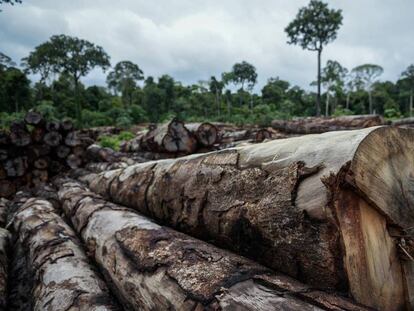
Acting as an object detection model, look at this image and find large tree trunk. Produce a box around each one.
[271,115,385,134]
[185,122,219,147]
[9,197,120,311]
[58,181,368,311]
[85,126,414,310]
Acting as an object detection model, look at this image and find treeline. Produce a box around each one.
[0,35,413,129]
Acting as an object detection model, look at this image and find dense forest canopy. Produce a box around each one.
[0,0,412,129]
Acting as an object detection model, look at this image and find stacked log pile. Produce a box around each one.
[272,115,386,134]
[121,119,283,157]
[84,126,414,311]
[0,111,94,198]
[57,180,368,311]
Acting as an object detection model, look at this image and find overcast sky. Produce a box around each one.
[1,0,413,91]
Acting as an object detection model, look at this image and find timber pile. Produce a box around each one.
[57,180,368,311]
[272,114,386,134]
[0,111,94,198]
[121,119,282,157]
[84,126,414,311]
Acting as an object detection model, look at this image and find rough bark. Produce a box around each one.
[9,197,120,311]
[271,115,386,134]
[85,126,414,311]
[186,122,219,147]
[392,117,414,127]
[253,128,272,143]
[0,199,7,227]
[58,181,368,311]
[0,228,9,311]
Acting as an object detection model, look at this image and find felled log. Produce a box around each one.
[45,121,60,132]
[61,119,74,132]
[252,128,272,142]
[10,197,120,311]
[9,121,31,147]
[0,228,9,310]
[272,115,385,134]
[84,162,129,174]
[0,180,16,198]
[220,129,249,143]
[392,117,414,128]
[87,144,119,163]
[142,119,197,154]
[43,131,62,146]
[58,181,368,311]
[66,154,82,169]
[24,111,44,127]
[186,122,219,147]
[85,126,414,311]
[3,157,28,178]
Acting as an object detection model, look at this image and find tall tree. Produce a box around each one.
[209,76,224,117]
[106,61,144,106]
[23,34,110,122]
[0,52,15,70]
[285,0,343,116]
[321,60,348,116]
[352,64,383,114]
[225,61,257,108]
[401,65,414,117]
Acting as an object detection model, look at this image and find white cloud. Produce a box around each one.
[0,0,413,92]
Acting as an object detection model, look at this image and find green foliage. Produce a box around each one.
[285,0,343,52]
[34,100,58,120]
[81,110,112,128]
[117,131,135,141]
[107,61,144,106]
[0,111,25,129]
[98,135,121,151]
[332,105,353,117]
[98,131,135,151]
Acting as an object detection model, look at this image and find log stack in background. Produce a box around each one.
[0,111,94,198]
[272,114,386,134]
[121,119,280,156]
[85,126,414,311]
